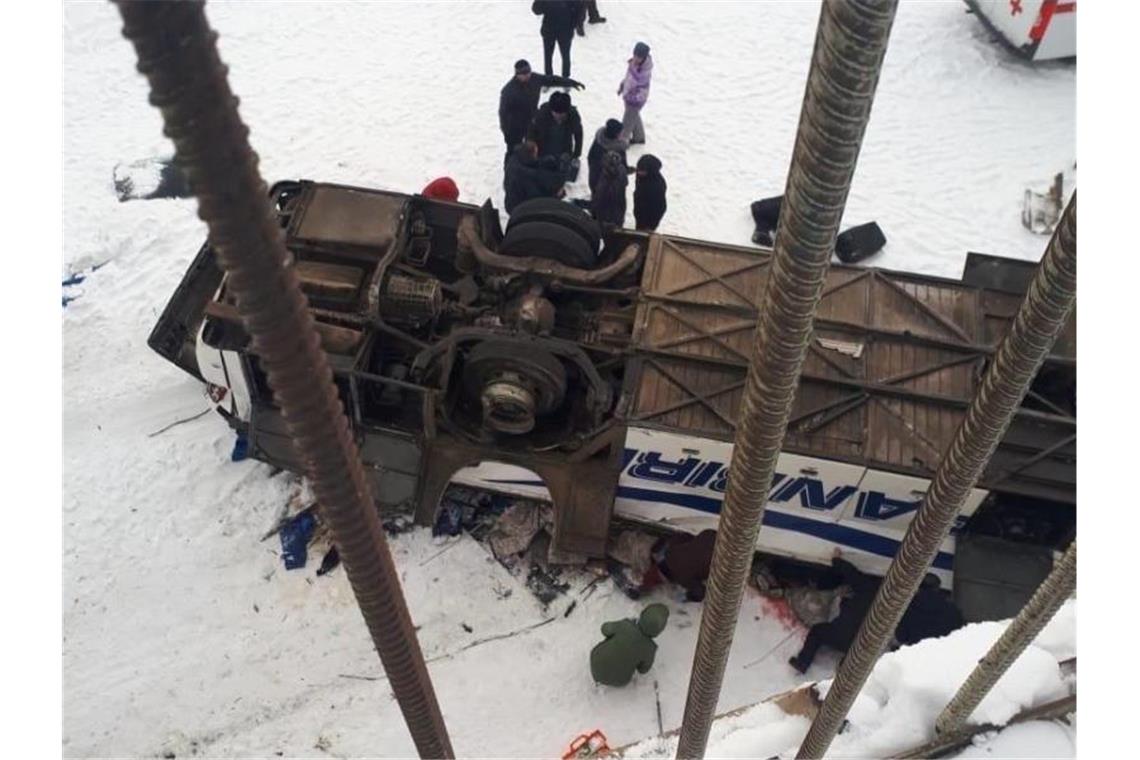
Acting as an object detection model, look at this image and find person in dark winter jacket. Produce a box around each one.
[788,554,877,674]
[590,603,669,686]
[895,574,966,646]
[575,0,606,36]
[587,118,631,194]
[530,92,584,182]
[750,195,783,246]
[653,529,717,602]
[504,140,566,214]
[532,0,583,78]
[633,154,667,231]
[787,556,965,674]
[591,151,628,227]
[499,59,584,166]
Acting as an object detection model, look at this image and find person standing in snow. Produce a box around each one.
[576,1,607,36]
[633,154,667,231]
[590,603,670,687]
[618,41,653,145]
[504,140,566,214]
[499,59,584,167]
[590,151,628,227]
[586,118,631,195]
[532,0,583,79]
[530,91,584,181]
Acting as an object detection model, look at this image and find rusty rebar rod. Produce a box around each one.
[674,2,898,757]
[112,2,454,756]
[935,541,1076,736]
[796,195,1077,758]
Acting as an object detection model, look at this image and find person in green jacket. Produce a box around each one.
[589,603,670,686]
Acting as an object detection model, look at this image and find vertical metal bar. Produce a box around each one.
[112,2,454,756]
[674,2,899,757]
[797,195,1077,758]
[935,541,1076,736]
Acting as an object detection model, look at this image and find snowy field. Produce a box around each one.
[63,1,1075,757]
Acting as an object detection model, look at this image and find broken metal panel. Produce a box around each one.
[290,183,407,250]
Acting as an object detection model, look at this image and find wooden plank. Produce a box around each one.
[295,260,364,299]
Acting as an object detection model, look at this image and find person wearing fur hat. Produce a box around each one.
[591,150,628,228]
[529,91,584,183]
[586,118,631,194]
[499,59,584,167]
[618,41,653,145]
[633,154,667,231]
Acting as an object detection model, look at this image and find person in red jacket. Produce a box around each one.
[420,177,459,202]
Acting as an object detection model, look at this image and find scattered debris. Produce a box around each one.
[419,538,463,567]
[146,407,213,438]
[381,514,416,536]
[1022,164,1074,235]
[230,431,249,462]
[654,680,664,735]
[562,729,610,759]
[113,156,192,202]
[563,600,578,618]
[461,622,474,633]
[280,511,318,570]
[525,564,571,607]
[315,546,340,576]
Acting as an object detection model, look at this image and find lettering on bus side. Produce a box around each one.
[621,448,967,532]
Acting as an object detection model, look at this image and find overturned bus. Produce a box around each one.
[149,180,1075,611]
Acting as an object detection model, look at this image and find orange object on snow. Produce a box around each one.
[421,176,459,202]
[562,729,609,759]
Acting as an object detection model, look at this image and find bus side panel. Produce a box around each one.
[1034,3,1076,60]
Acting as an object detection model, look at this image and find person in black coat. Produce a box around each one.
[499,59,584,167]
[504,140,566,214]
[895,574,966,646]
[591,150,628,228]
[788,555,878,674]
[633,154,667,231]
[787,556,966,674]
[530,91,584,164]
[532,0,583,78]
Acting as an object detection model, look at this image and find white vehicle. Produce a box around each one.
[967,0,1076,61]
[151,181,1075,610]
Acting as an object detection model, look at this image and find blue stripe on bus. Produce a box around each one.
[483,478,954,571]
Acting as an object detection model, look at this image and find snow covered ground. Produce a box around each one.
[621,601,1076,759]
[62,1,1075,757]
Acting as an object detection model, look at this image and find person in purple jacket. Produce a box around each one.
[618,41,653,145]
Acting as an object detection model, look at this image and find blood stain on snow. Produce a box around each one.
[759,596,801,632]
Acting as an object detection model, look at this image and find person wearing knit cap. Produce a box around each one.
[587,118,632,194]
[633,154,667,231]
[529,91,584,167]
[499,58,584,167]
[618,41,653,145]
[532,0,583,78]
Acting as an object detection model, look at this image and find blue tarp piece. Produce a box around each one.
[280,511,317,570]
[230,431,249,462]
